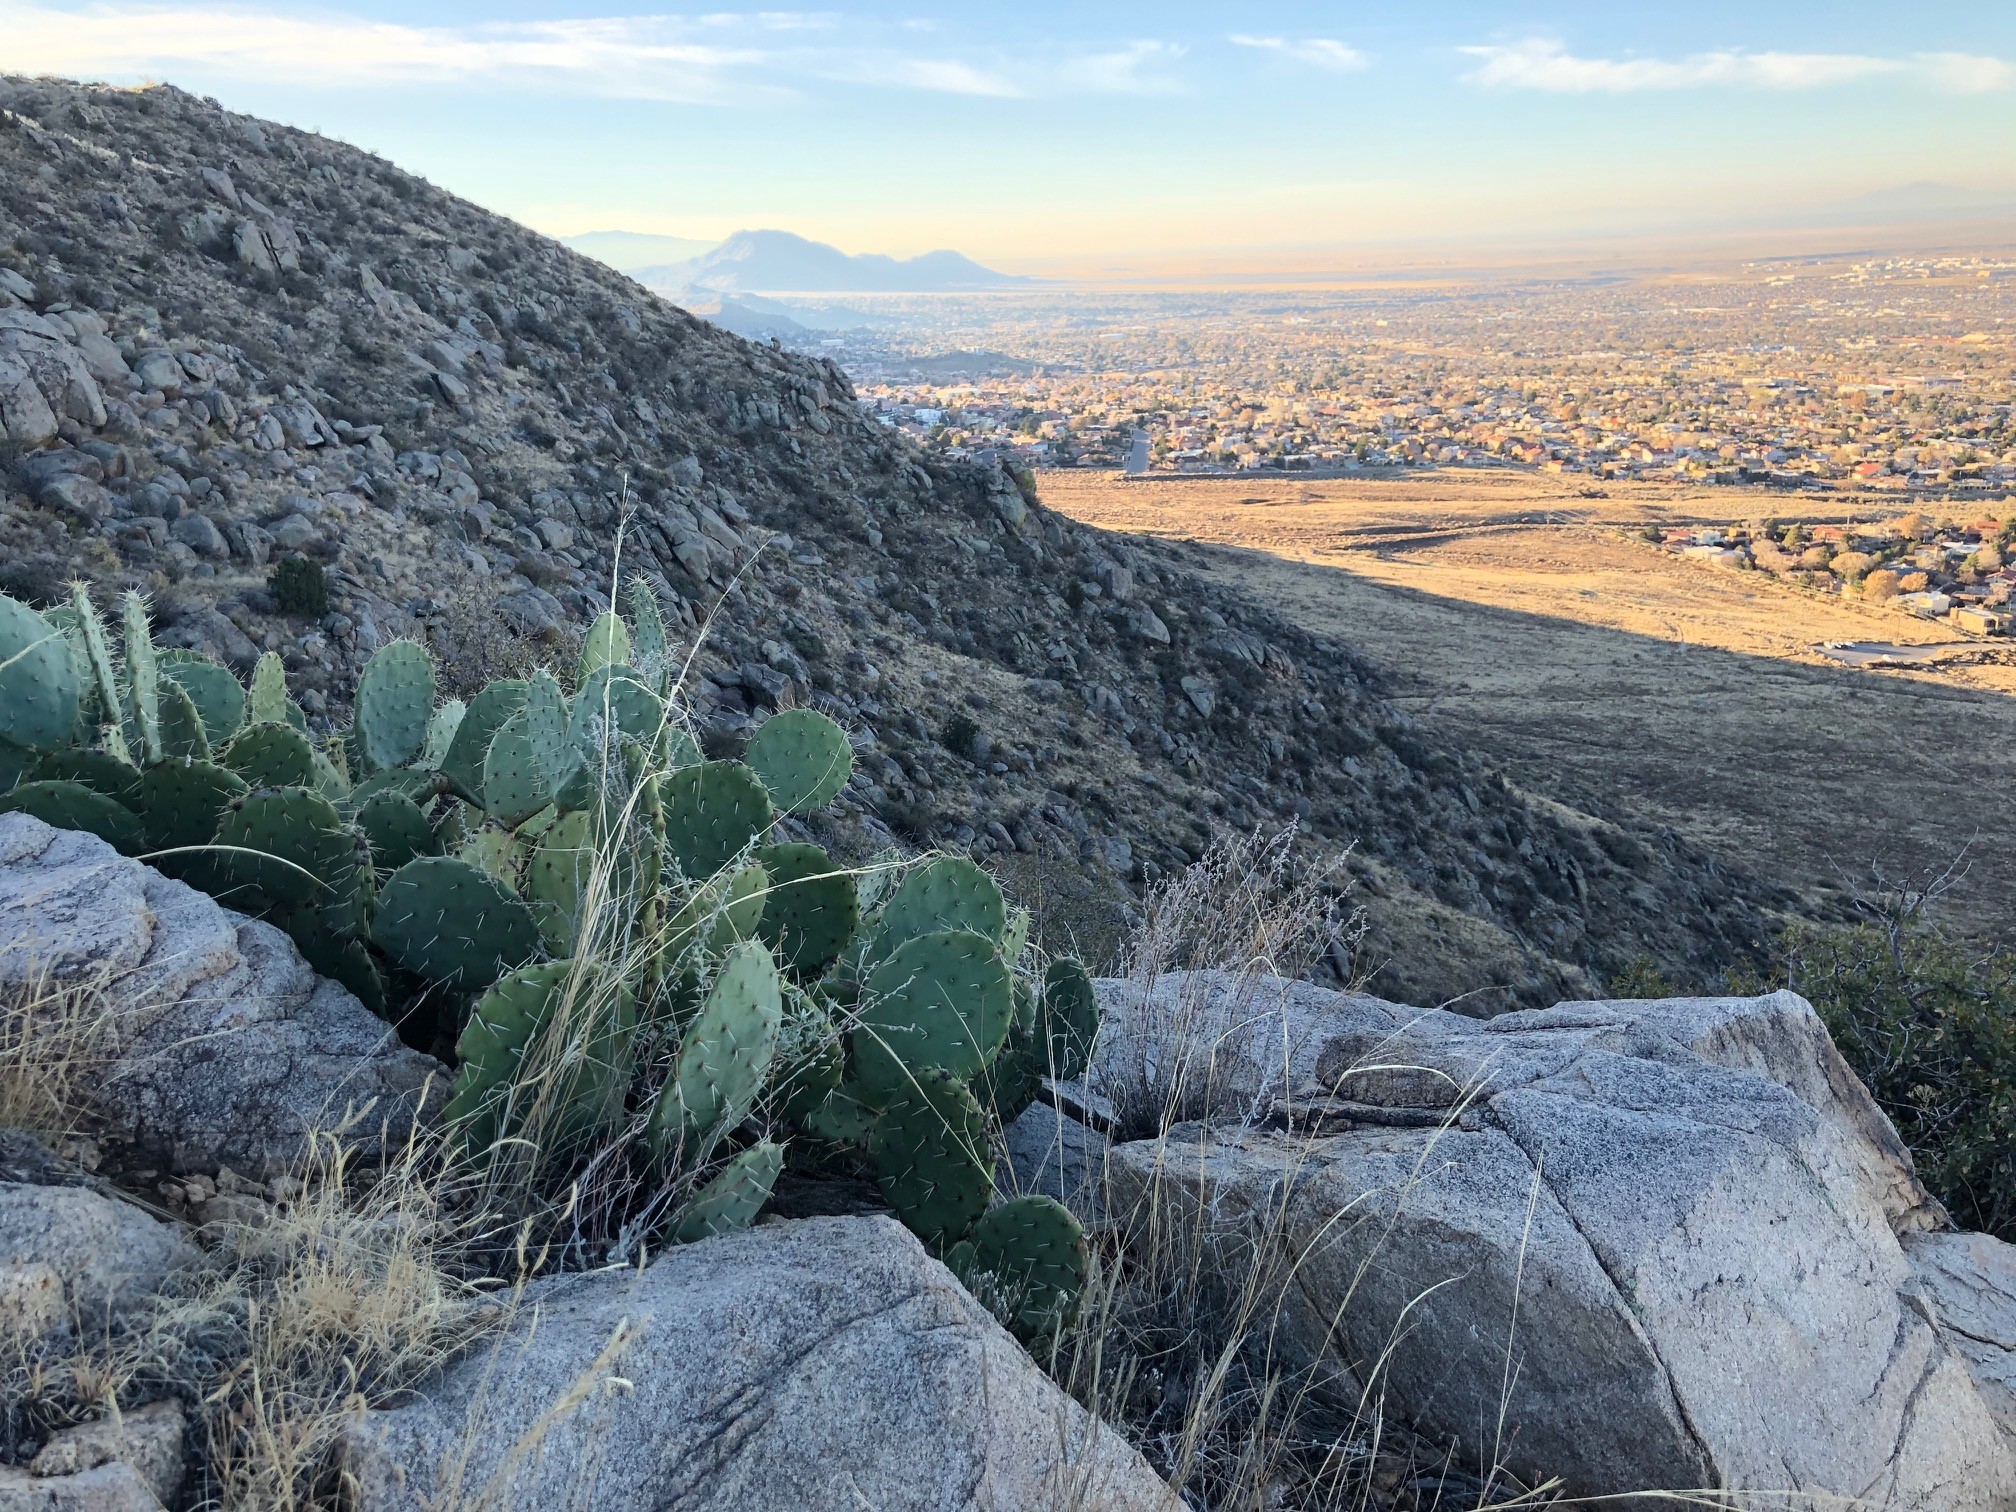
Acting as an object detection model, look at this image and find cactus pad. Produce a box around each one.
[578,611,631,683]
[744,708,853,815]
[119,593,161,765]
[358,791,436,873]
[248,652,289,727]
[440,678,527,803]
[659,760,775,881]
[570,664,664,747]
[870,857,1007,962]
[626,580,670,684]
[754,842,859,977]
[32,748,141,808]
[215,786,357,910]
[160,657,245,746]
[646,941,783,1166]
[353,640,436,772]
[1042,958,1101,1081]
[523,806,594,954]
[867,1072,994,1248]
[419,699,465,771]
[221,722,318,790]
[0,594,80,753]
[372,855,542,991]
[854,929,1012,1091]
[68,585,123,741]
[156,677,211,762]
[960,1195,1089,1341]
[0,780,142,852]
[135,757,246,854]
[673,1141,783,1244]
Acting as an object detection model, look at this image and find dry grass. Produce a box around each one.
[0,963,115,1144]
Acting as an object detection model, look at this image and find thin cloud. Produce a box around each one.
[0,0,1020,101]
[1229,34,1367,73]
[1461,37,2013,93]
[1056,40,1187,95]
[1459,38,1895,91]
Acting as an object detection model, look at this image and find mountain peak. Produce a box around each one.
[668,229,1028,294]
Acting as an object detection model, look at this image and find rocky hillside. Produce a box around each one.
[0,75,1779,1010]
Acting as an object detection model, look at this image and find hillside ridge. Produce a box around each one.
[0,75,1774,1008]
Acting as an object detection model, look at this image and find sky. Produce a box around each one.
[6,0,2016,270]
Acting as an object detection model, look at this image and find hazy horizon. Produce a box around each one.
[8,0,2016,271]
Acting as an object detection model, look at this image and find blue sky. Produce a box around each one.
[8,1,2016,267]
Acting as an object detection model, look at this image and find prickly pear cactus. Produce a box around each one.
[440,678,527,803]
[870,856,1007,963]
[155,678,211,762]
[673,1141,784,1244]
[0,594,80,754]
[953,1195,1089,1344]
[221,722,318,790]
[444,959,573,1150]
[0,779,142,851]
[136,757,246,855]
[853,928,1012,1091]
[160,655,245,747]
[357,791,436,872]
[867,1071,994,1248]
[119,593,161,765]
[744,708,853,815]
[353,640,436,773]
[658,760,775,880]
[1041,958,1101,1082]
[578,611,631,683]
[371,855,541,991]
[215,786,357,909]
[754,842,858,978]
[646,941,782,1165]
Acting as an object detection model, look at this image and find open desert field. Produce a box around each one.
[1041,469,2016,939]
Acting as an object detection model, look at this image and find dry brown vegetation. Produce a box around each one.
[1042,470,2016,940]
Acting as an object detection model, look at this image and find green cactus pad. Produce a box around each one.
[68,585,123,742]
[444,958,572,1150]
[1042,958,1101,1082]
[662,726,703,771]
[976,1009,1046,1128]
[0,780,142,852]
[570,664,664,747]
[646,941,783,1166]
[744,708,853,815]
[419,699,465,771]
[960,1195,1089,1341]
[0,594,81,754]
[482,709,560,826]
[348,766,440,808]
[0,740,31,795]
[248,652,289,727]
[215,786,358,910]
[578,612,631,683]
[868,1072,994,1248]
[371,855,541,992]
[626,581,670,683]
[853,929,1012,1091]
[523,806,594,954]
[659,760,775,881]
[672,1141,784,1244]
[156,677,211,762]
[135,757,246,854]
[870,857,1007,963]
[455,823,524,888]
[353,640,436,772]
[754,842,859,978]
[221,722,318,790]
[358,791,436,873]
[119,593,161,766]
[32,748,141,807]
[440,679,527,803]
[159,657,245,746]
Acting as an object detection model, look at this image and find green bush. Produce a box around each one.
[1786,921,2016,1239]
[269,555,328,618]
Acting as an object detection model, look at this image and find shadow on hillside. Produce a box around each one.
[1148,535,2016,939]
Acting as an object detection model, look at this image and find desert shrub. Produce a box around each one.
[268,554,327,618]
[938,710,981,759]
[1863,569,1903,603]
[1783,914,2016,1239]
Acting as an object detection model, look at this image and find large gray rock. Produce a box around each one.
[0,813,444,1177]
[337,1215,1177,1512]
[1907,1230,2016,1440]
[1096,973,2016,1509]
[1,1181,200,1336]
[26,1399,188,1507]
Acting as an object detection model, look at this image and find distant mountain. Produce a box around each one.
[663,230,1029,293]
[560,230,719,273]
[681,295,813,341]
[1804,182,2016,225]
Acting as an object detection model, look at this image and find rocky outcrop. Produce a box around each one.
[1,1177,200,1349]
[1,1401,189,1510]
[337,1214,1178,1512]
[1086,974,2016,1509]
[0,812,443,1176]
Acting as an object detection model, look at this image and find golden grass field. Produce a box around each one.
[1040,469,2016,939]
